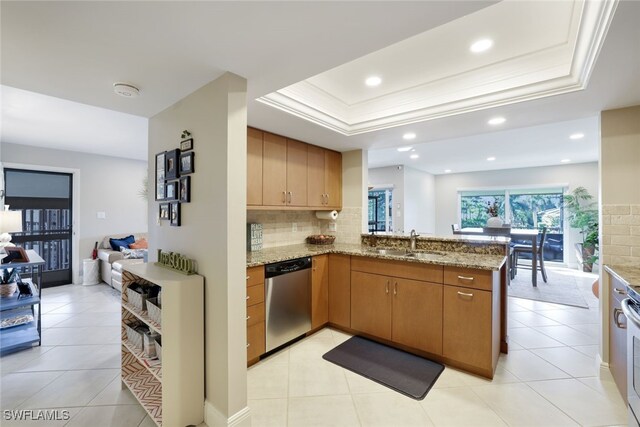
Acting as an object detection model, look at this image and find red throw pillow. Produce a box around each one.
[129,238,148,249]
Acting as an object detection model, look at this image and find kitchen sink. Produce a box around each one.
[368,248,410,256]
[366,248,446,260]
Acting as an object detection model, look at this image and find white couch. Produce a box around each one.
[97,233,147,291]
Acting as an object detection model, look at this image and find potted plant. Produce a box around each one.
[0,268,20,298]
[563,187,598,272]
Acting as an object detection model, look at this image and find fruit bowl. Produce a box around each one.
[306,235,336,245]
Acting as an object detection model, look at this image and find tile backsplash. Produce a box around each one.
[602,204,640,266]
[247,207,363,249]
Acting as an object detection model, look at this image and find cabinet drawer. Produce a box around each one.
[247,302,265,327]
[351,256,443,283]
[444,266,493,291]
[247,321,265,361]
[246,266,264,287]
[247,283,265,307]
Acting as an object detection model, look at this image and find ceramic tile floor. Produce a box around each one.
[0,268,627,426]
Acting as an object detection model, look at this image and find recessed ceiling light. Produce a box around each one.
[487,117,506,126]
[560,159,571,163]
[113,82,140,98]
[487,156,496,161]
[403,132,416,140]
[365,76,382,87]
[569,133,585,140]
[397,146,413,152]
[470,38,493,53]
[444,169,452,173]
[410,154,419,159]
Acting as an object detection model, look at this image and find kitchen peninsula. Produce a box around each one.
[246,234,509,379]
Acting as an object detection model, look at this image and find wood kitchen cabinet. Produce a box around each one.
[262,132,288,206]
[311,255,329,329]
[285,138,308,206]
[247,128,263,206]
[351,271,393,340]
[246,266,265,365]
[609,273,628,402]
[328,254,351,328]
[307,146,342,209]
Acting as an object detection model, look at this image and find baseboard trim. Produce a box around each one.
[597,352,610,378]
[204,401,251,427]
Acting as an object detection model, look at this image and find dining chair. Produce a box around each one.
[483,226,516,280]
[513,227,548,283]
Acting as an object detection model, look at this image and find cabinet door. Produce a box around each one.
[247,128,263,206]
[609,276,627,401]
[329,254,351,328]
[311,255,329,329]
[247,321,265,362]
[307,145,326,208]
[325,150,342,209]
[286,138,308,206]
[262,132,287,206]
[351,271,391,340]
[392,278,443,355]
[443,285,492,370]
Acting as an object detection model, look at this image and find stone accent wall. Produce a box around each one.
[247,207,363,248]
[602,204,640,266]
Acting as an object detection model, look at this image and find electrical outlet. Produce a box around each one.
[328,222,337,232]
[97,211,106,219]
[292,223,298,232]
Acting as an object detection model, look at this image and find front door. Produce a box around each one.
[4,169,73,287]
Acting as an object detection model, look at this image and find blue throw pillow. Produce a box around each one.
[109,235,135,251]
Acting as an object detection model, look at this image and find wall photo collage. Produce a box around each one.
[155,130,195,227]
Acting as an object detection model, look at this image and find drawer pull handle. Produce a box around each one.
[386,281,389,294]
[246,276,250,280]
[282,191,286,203]
[457,291,474,298]
[247,343,250,348]
[246,316,251,321]
[614,308,626,329]
[393,282,397,296]
[246,296,250,300]
[614,288,627,295]
[457,275,474,281]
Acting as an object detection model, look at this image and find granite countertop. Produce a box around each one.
[362,233,511,245]
[247,243,507,271]
[605,264,640,289]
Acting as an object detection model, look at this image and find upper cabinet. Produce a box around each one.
[248,127,342,210]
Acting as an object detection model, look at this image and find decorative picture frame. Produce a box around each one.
[165,149,180,180]
[179,151,195,175]
[4,246,29,263]
[170,202,181,226]
[159,203,170,220]
[180,138,193,152]
[165,181,178,201]
[155,151,166,201]
[179,176,191,203]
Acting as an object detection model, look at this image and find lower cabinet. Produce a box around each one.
[442,285,493,370]
[247,266,265,364]
[609,273,627,402]
[351,271,443,354]
[328,254,351,328]
[311,255,329,329]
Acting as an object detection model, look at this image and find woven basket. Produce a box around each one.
[126,286,148,311]
[155,336,162,362]
[306,235,336,245]
[146,297,162,326]
[124,322,143,351]
[0,283,17,298]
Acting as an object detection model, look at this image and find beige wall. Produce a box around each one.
[148,73,249,426]
[2,142,148,284]
[600,104,640,367]
[342,149,368,235]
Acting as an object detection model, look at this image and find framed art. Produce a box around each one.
[159,203,170,220]
[179,176,191,203]
[179,151,195,175]
[165,149,180,180]
[170,202,181,226]
[155,151,166,201]
[180,138,193,152]
[165,181,178,201]
[156,181,166,201]
[4,246,30,263]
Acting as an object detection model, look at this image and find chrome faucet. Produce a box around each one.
[409,229,419,252]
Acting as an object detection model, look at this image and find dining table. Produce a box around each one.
[453,227,541,286]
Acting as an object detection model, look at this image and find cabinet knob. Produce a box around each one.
[246,296,250,300]
[246,316,251,321]
[246,343,250,348]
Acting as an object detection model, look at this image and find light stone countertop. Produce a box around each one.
[246,243,507,271]
[605,264,640,290]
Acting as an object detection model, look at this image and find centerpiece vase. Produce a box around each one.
[486,216,503,228]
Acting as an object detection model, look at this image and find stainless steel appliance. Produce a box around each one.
[265,257,312,352]
[621,288,640,426]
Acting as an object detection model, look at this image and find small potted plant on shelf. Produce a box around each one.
[0,268,19,298]
[486,200,503,227]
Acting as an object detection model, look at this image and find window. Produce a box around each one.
[368,189,393,232]
[459,187,565,262]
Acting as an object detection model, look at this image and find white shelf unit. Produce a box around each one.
[121,263,204,427]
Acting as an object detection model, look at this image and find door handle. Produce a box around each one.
[614,288,627,296]
[246,316,251,321]
[614,307,626,329]
[457,291,474,299]
[386,280,389,294]
[246,296,250,300]
[393,282,397,296]
[282,191,286,203]
[457,275,474,282]
[287,192,292,203]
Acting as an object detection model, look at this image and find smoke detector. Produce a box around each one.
[113,82,140,98]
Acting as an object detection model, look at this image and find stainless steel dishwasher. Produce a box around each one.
[265,257,312,352]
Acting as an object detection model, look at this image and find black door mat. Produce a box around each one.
[322,335,444,400]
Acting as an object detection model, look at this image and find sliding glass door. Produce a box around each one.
[4,169,73,287]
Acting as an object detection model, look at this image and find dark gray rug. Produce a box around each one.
[509,265,589,308]
[322,336,444,400]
